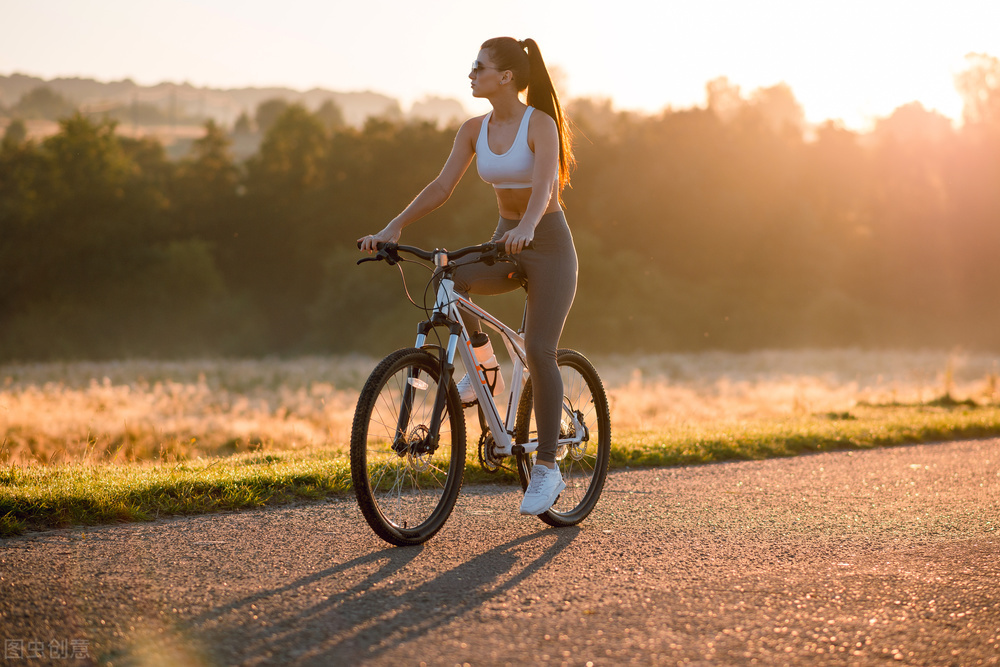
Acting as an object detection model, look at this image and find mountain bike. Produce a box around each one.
[351,241,611,546]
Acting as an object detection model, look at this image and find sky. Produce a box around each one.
[3,0,1000,130]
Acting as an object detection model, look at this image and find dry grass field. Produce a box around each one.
[2,349,998,465]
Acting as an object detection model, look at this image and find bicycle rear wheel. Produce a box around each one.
[514,349,611,527]
[350,348,466,546]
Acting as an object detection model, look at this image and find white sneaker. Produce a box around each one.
[457,364,505,405]
[520,464,566,515]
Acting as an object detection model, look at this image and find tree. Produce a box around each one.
[247,105,328,197]
[178,120,239,191]
[235,105,331,348]
[0,114,144,342]
[173,120,240,241]
[0,127,48,317]
[0,113,262,359]
[255,98,290,135]
[232,111,254,135]
[955,52,1000,129]
[315,99,346,132]
[22,115,165,301]
[6,74,1000,358]
[706,77,744,123]
[2,118,27,147]
[873,102,954,145]
[12,86,77,120]
[748,83,805,136]
[566,97,633,140]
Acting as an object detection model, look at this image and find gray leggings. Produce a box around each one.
[451,210,578,463]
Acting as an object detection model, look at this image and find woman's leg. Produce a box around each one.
[447,219,521,334]
[448,212,578,465]
[450,261,520,334]
[516,212,578,464]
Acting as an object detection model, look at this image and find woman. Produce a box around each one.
[358,37,577,516]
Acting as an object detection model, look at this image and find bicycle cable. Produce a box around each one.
[390,257,433,311]
[386,246,518,375]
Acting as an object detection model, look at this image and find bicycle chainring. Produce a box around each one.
[477,430,509,473]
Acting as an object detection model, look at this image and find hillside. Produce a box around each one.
[0,73,467,129]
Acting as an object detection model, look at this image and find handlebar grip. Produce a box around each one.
[357,240,402,266]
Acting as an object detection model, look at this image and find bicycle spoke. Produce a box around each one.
[351,349,467,543]
[514,350,610,527]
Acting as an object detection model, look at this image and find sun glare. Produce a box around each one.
[5,0,999,131]
[541,1,996,129]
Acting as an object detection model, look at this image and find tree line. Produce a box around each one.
[2,55,999,361]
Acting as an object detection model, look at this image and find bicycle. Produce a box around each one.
[350,240,611,546]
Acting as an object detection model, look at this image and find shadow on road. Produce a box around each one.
[187,526,581,662]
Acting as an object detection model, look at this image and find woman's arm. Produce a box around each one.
[358,117,480,252]
[498,112,560,255]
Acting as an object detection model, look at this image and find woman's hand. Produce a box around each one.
[499,223,534,255]
[358,223,402,253]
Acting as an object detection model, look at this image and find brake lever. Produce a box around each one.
[491,241,533,264]
[355,244,401,266]
[382,247,401,265]
[481,244,501,266]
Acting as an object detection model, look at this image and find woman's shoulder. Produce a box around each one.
[526,107,557,134]
[458,114,490,134]
[460,113,490,130]
[457,114,490,147]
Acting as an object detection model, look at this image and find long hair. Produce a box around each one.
[482,37,575,198]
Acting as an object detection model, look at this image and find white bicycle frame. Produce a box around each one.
[412,250,586,459]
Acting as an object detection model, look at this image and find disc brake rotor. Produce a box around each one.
[406,425,433,471]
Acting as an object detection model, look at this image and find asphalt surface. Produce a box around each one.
[2,438,999,666]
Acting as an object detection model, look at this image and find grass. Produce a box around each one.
[4,400,1000,537]
[0,452,352,537]
[5,350,999,465]
[609,402,1000,466]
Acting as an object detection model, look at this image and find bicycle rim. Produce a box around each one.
[514,349,611,527]
[351,348,466,546]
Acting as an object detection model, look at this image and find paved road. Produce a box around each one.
[2,439,999,666]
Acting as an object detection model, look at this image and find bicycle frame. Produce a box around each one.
[353,240,611,544]
[410,249,586,460]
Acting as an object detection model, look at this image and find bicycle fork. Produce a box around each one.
[394,316,463,457]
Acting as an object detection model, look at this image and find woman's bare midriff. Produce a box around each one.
[494,186,561,221]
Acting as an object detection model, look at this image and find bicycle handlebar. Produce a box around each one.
[356,240,529,266]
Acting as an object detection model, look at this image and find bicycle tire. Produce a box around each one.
[350,348,466,546]
[513,349,611,527]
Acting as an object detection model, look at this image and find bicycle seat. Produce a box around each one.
[507,268,528,290]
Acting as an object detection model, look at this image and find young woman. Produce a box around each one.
[358,37,577,516]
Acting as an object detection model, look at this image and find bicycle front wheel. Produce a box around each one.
[350,348,466,546]
[514,349,611,527]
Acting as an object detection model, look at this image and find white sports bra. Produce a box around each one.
[476,106,535,189]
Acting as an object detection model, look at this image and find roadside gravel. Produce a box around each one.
[2,438,998,666]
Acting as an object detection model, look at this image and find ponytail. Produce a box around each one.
[482,37,575,199]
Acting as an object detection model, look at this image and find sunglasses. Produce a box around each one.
[471,60,503,75]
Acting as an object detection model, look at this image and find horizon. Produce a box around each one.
[4,0,1000,130]
[0,65,973,133]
